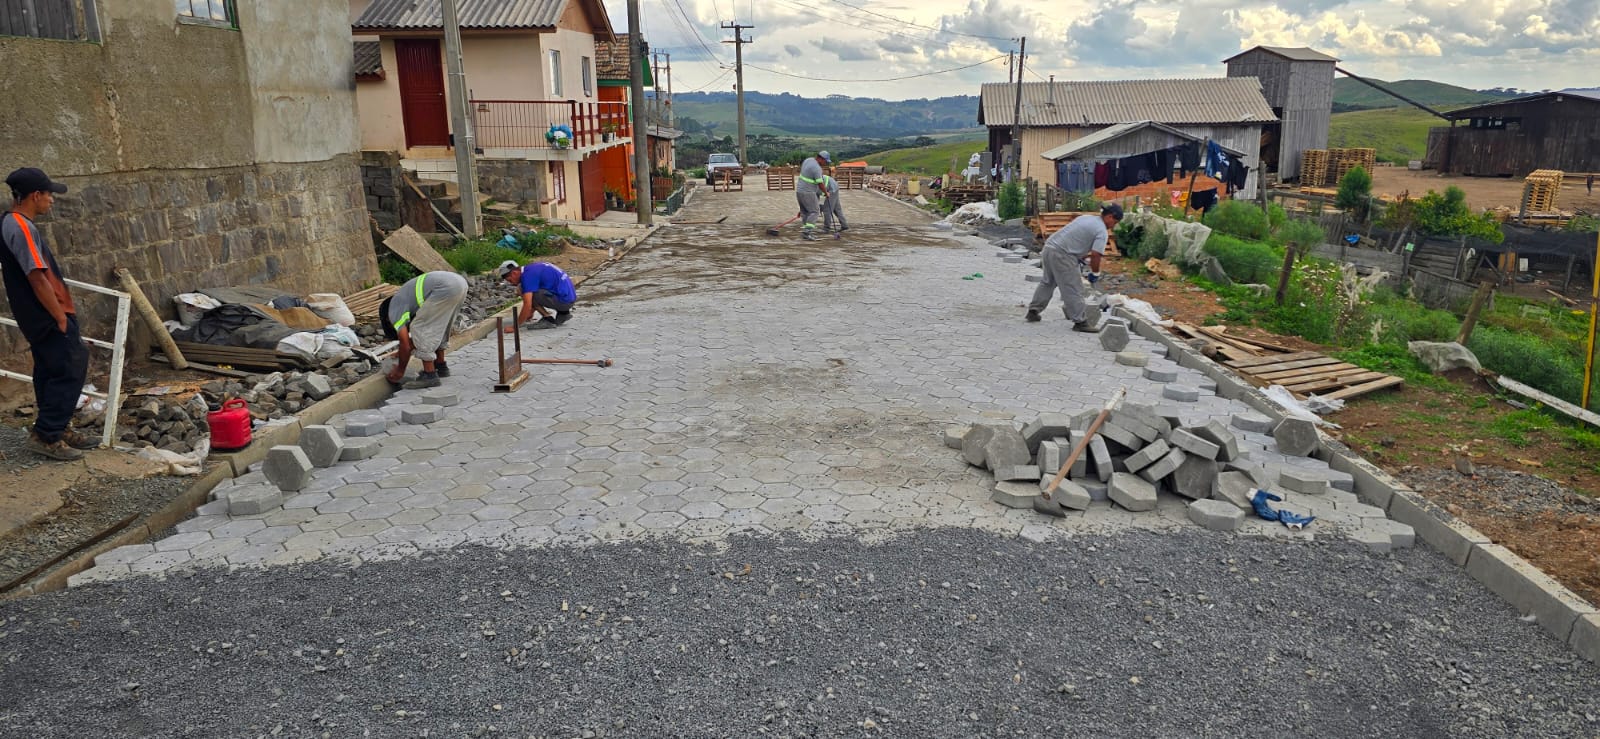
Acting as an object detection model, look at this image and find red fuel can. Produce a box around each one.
[208,399,253,451]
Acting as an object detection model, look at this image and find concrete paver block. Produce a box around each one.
[981,426,1032,471]
[1162,385,1201,402]
[1044,479,1092,511]
[1088,436,1113,483]
[1142,366,1178,382]
[1026,274,1041,283]
[419,388,460,407]
[1465,543,1597,643]
[1109,472,1157,512]
[943,426,969,450]
[1187,499,1245,531]
[1571,614,1600,665]
[1098,323,1131,352]
[299,425,344,468]
[1170,455,1219,500]
[1036,439,1063,474]
[1212,470,1257,510]
[991,481,1038,509]
[1191,420,1241,462]
[1223,460,1278,490]
[1168,428,1220,460]
[228,484,285,516]
[1231,412,1275,434]
[343,412,387,438]
[1112,414,1162,444]
[1280,469,1328,496]
[1151,405,1186,429]
[1350,527,1394,553]
[1022,413,1075,452]
[340,438,381,462]
[1114,351,1149,368]
[1118,403,1173,435]
[1273,417,1320,457]
[1384,490,1489,566]
[961,424,1001,467]
[1123,439,1171,474]
[1097,422,1142,452]
[1365,517,1415,548]
[994,465,1041,482]
[263,446,314,492]
[1137,447,1186,484]
[301,374,333,401]
[401,405,445,425]
[1079,480,1109,502]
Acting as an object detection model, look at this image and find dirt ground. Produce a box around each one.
[1371,168,1600,214]
[1103,255,1600,607]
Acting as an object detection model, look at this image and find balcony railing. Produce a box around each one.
[471,100,631,151]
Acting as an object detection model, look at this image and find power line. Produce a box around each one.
[668,0,726,64]
[745,54,1007,83]
[684,67,734,92]
[767,0,1006,56]
[821,0,1016,42]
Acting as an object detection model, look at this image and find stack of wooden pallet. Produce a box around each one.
[1169,323,1403,401]
[1330,148,1377,184]
[943,185,994,207]
[1300,149,1331,186]
[344,283,399,321]
[868,176,904,197]
[766,167,796,191]
[835,166,868,190]
[1522,169,1563,213]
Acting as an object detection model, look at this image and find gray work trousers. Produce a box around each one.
[796,190,821,232]
[822,192,847,230]
[1028,246,1089,323]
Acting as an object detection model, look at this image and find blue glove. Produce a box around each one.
[1250,490,1282,522]
[1086,272,1101,285]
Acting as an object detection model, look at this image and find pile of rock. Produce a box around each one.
[118,394,212,453]
[199,362,375,421]
[947,406,1327,531]
[455,275,517,328]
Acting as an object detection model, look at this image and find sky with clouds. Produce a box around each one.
[601,0,1597,101]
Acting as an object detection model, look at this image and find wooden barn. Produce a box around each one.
[1223,46,1336,181]
[1424,90,1600,176]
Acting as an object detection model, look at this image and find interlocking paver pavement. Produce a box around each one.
[92,188,1399,579]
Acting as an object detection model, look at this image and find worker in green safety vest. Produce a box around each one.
[797,151,831,241]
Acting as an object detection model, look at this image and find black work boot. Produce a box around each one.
[435,360,451,378]
[403,371,441,389]
[1025,310,1041,323]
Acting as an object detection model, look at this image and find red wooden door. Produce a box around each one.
[579,155,606,220]
[395,39,449,148]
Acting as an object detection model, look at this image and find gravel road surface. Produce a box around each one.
[3,528,1597,738]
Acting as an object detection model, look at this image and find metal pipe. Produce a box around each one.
[1334,67,1451,120]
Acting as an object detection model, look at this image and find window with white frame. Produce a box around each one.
[549,163,567,203]
[177,0,237,29]
[549,50,563,97]
[582,56,594,97]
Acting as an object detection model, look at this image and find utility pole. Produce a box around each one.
[651,52,663,125]
[1009,36,1026,182]
[721,21,753,166]
[628,0,651,225]
[1008,51,1014,84]
[440,0,480,237]
[663,51,673,127]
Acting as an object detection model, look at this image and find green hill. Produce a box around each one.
[670,91,982,139]
[1328,108,1445,164]
[1332,78,1508,112]
[857,138,988,175]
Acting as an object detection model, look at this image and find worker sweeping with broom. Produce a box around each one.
[795,150,831,241]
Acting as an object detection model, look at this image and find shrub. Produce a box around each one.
[443,240,525,275]
[1467,326,1585,404]
[379,258,418,285]
[997,180,1025,220]
[1365,292,1458,344]
[1335,166,1373,220]
[1267,203,1287,231]
[1202,234,1280,284]
[1203,200,1271,241]
[1413,186,1504,243]
[1116,221,1166,261]
[1276,218,1326,251]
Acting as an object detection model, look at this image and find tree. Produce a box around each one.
[913,136,937,148]
[1335,166,1373,221]
[1413,186,1504,243]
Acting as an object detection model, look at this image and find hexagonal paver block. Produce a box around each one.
[1280,468,1328,495]
[263,446,313,492]
[1190,420,1241,463]
[299,425,344,468]
[401,405,444,425]
[419,388,460,407]
[1114,351,1149,368]
[1231,412,1275,434]
[343,412,387,438]
[1187,499,1245,531]
[1211,470,1257,511]
[1168,428,1220,460]
[993,464,1040,482]
[340,438,381,462]
[1162,385,1200,402]
[1109,472,1157,512]
[227,484,284,516]
[1170,455,1219,500]
[1041,479,1091,511]
[1098,323,1131,352]
[990,481,1037,509]
[943,426,968,450]
[1137,447,1186,484]
[1142,366,1178,383]
[1273,417,1320,457]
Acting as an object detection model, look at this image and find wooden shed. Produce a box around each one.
[1224,46,1336,181]
[1424,90,1600,176]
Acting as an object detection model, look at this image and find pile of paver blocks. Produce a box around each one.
[946,404,1414,549]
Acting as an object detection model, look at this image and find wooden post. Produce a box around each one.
[1455,280,1495,345]
[1274,245,1298,305]
[115,268,187,370]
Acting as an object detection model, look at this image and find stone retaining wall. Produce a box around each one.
[2,154,378,359]
[477,159,545,207]
[360,151,404,232]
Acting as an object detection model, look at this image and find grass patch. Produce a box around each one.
[1467,326,1585,405]
[1329,108,1441,164]
[1332,344,1451,390]
[1488,409,1552,446]
[858,138,986,175]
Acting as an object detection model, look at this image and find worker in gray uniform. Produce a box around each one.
[821,173,848,233]
[1024,204,1123,332]
[379,271,470,389]
[796,150,830,241]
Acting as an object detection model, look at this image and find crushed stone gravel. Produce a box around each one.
[1400,465,1600,518]
[2,528,1598,738]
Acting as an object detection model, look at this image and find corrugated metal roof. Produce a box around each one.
[353,41,383,77]
[1224,45,1338,63]
[353,0,611,33]
[1037,121,1245,160]
[979,78,1277,127]
[1445,88,1600,119]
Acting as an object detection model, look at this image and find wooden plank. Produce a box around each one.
[1224,350,1323,368]
[1198,331,1266,357]
[1284,371,1390,394]
[1495,376,1600,431]
[1199,326,1295,353]
[1235,355,1344,375]
[1252,362,1362,383]
[1322,375,1405,401]
[382,225,455,274]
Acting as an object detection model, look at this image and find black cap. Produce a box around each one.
[6,168,68,197]
[1101,203,1124,220]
